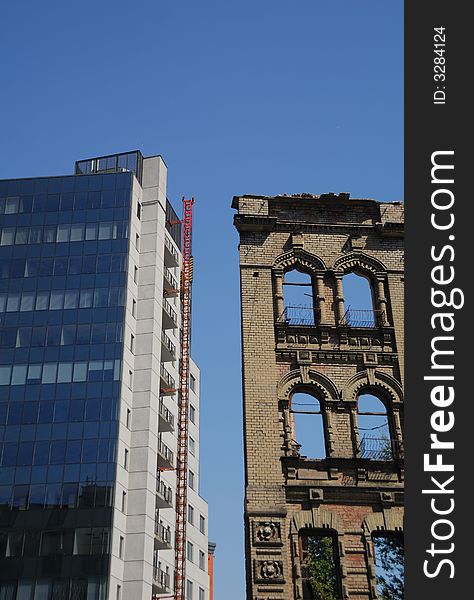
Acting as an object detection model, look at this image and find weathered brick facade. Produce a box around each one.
[232,193,404,599]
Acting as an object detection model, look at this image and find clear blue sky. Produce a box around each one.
[0,2,403,598]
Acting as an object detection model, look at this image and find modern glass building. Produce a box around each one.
[0,152,210,600]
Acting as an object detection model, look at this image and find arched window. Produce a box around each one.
[372,533,404,599]
[291,393,326,459]
[342,272,378,327]
[357,393,393,460]
[300,529,342,599]
[283,269,314,325]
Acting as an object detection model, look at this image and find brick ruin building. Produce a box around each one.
[232,193,404,600]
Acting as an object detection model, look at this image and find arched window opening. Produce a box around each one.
[300,529,342,600]
[283,269,314,325]
[291,393,326,459]
[372,533,404,600]
[342,272,379,327]
[357,394,393,460]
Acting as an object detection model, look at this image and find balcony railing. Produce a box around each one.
[158,400,174,431]
[161,331,176,361]
[156,475,173,507]
[341,307,386,328]
[162,298,178,329]
[155,521,172,548]
[152,567,171,593]
[164,234,180,267]
[160,364,176,393]
[157,440,174,468]
[358,435,404,460]
[281,305,320,326]
[163,266,179,295]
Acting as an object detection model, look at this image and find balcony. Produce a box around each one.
[157,440,175,469]
[156,475,173,509]
[164,234,180,268]
[341,307,386,328]
[152,567,171,595]
[358,435,404,460]
[162,298,178,330]
[160,365,176,395]
[163,266,179,297]
[161,331,176,362]
[280,305,320,327]
[158,399,174,432]
[154,521,172,550]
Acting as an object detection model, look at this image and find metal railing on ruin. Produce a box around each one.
[358,434,404,460]
[341,307,386,328]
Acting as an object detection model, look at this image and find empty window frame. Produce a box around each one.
[372,533,404,600]
[187,541,194,562]
[291,392,327,459]
[357,393,394,460]
[299,530,342,600]
[342,272,379,327]
[282,269,315,325]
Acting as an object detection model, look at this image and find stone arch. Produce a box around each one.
[274,248,327,274]
[363,510,404,535]
[343,370,403,406]
[333,251,387,276]
[291,507,344,534]
[278,369,339,403]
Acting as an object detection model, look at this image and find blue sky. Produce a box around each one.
[0,1,403,598]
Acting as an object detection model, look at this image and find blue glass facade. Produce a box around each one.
[0,171,133,599]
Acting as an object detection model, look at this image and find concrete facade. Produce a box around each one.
[111,155,210,600]
[233,193,404,600]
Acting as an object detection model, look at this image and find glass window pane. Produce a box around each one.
[0,293,6,312]
[61,325,76,346]
[56,224,70,242]
[0,365,12,385]
[49,291,64,310]
[20,292,35,311]
[73,363,87,382]
[43,226,56,243]
[29,226,43,243]
[85,223,97,240]
[57,363,73,383]
[6,292,20,312]
[64,290,78,309]
[31,327,46,346]
[11,365,27,385]
[5,197,19,214]
[36,292,49,310]
[15,228,29,244]
[98,222,112,239]
[27,365,42,384]
[46,326,61,346]
[79,290,93,308]
[42,363,57,384]
[1,228,15,246]
[16,328,31,348]
[70,224,84,241]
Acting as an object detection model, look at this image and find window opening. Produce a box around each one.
[291,393,326,459]
[357,394,393,459]
[283,269,315,325]
[342,272,379,327]
[372,534,404,600]
[300,530,342,600]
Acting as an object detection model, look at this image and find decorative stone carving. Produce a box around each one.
[255,560,285,583]
[254,521,282,545]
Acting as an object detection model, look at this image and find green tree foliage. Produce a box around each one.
[373,536,404,600]
[303,535,339,600]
